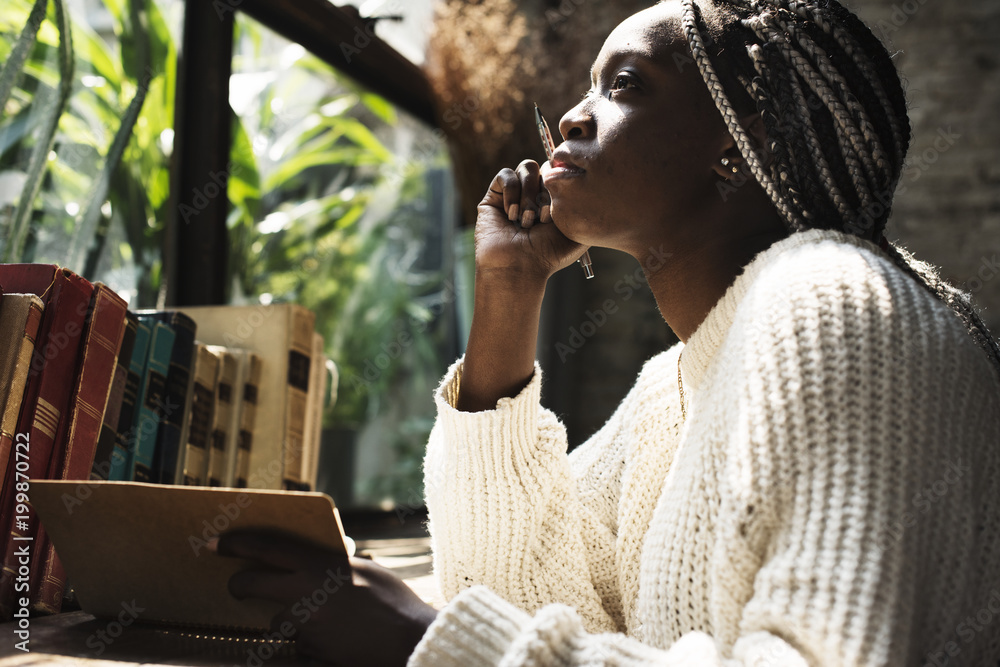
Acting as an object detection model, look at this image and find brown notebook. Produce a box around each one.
[29,480,347,631]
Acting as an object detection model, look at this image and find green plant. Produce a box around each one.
[0,0,176,304]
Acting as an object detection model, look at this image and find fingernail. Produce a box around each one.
[508,204,519,222]
[206,537,219,553]
[522,209,536,227]
[540,205,551,223]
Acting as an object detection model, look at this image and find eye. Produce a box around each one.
[608,72,638,98]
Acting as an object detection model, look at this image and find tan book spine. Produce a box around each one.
[181,345,220,486]
[0,295,44,497]
[300,332,323,492]
[233,353,262,488]
[282,307,315,489]
[205,346,237,487]
[175,304,316,490]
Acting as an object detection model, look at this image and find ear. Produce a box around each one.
[711,112,772,180]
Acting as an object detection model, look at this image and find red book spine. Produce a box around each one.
[30,285,128,613]
[0,266,93,620]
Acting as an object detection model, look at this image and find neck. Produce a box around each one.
[642,228,787,342]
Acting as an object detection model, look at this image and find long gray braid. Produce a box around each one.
[677,0,1000,380]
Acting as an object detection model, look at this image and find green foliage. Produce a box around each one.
[0,0,175,304]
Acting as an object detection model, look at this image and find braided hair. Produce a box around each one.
[675,0,1000,380]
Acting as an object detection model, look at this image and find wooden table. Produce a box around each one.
[0,537,440,665]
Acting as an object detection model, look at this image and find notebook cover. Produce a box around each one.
[29,480,346,631]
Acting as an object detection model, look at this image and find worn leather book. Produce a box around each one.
[31,283,129,613]
[90,312,139,480]
[0,265,94,620]
[0,293,44,499]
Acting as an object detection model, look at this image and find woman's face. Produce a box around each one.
[541,2,734,254]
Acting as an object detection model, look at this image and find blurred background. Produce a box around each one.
[1,0,996,512]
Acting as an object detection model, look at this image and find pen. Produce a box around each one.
[534,104,595,279]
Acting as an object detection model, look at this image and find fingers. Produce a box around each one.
[228,560,354,603]
[482,161,551,228]
[482,168,520,221]
[229,567,297,602]
[515,161,540,228]
[217,529,346,572]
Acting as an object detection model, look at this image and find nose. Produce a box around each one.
[558,97,594,142]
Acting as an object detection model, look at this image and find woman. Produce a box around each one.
[218,0,1000,665]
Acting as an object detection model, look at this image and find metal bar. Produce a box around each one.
[166,0,235,306]
[236,0,437,127]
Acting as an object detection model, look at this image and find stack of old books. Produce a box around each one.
[0,264,335,619]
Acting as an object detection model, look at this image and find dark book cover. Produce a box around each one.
[90,312,139,480]
[108,321,152,481]
[31,284,129,613]
[135,310,197,485]
[0,265,94,620]
[129,320,175,482]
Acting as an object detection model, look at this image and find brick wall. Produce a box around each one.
[545,0,1000,446]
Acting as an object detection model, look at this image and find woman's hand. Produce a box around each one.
[456,160,587,411]
[217,530,437,667]
[475,159,587,284]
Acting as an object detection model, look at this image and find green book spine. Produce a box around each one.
[109,321,151,481]
[129,320,175,482]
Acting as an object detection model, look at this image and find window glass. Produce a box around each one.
[229,14,456,509]
[0,0,182,305]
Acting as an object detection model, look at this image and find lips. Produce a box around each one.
[550,150,585,172]
[542,150,586,183]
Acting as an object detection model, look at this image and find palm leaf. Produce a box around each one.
[72,74,150,275]
[0,0,48,119]
[3,0,74,262]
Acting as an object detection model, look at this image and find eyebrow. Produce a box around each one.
[589,47,655,87]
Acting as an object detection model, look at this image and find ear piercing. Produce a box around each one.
[721,157,738,173]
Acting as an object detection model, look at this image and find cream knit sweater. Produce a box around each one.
[410,229,1000,666]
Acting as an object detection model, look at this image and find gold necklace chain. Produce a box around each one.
[677,352,686,421]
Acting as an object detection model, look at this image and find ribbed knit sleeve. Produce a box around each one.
[419,357,626,632]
